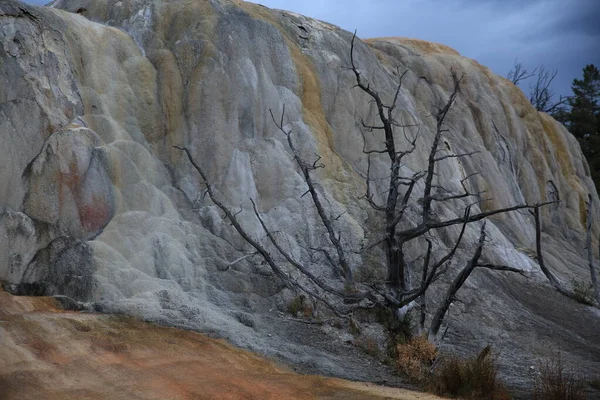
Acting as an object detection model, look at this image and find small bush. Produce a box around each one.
[287,295,312,318]
[589,378,600,390]
[396,336,437,384]
[432,345,511,400]
[532,356,586,400]
[376,307,413,345]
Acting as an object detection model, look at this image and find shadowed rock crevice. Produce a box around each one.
[14,236,96,301]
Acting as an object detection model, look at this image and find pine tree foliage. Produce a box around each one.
[563,64,600,188]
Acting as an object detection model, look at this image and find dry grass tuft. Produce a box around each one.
[431,345,511,400]
[396,336,437,384]
[532,356,586,400]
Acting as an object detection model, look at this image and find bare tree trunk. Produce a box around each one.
[386,240,405,291]
[350,33,415,293]
[419,240,432,334]
[586,197,600,304]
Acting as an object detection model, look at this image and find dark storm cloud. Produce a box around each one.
[20,0,600,98]
[548,2,600,37]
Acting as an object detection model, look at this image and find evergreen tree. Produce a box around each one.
[565,64,600,188]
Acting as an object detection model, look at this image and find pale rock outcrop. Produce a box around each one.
[23,127,116,239]
[0,0,598,393]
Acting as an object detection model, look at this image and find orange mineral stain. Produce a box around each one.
[0,289,444,400]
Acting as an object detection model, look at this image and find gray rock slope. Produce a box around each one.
[1,0,598,392]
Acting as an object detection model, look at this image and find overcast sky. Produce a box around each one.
[255,0,600,100]
[24,0,600,99]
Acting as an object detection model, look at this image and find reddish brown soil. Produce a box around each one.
[0,289,443,400]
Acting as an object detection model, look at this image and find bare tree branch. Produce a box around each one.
[507,59,537,85]
[176,145,363,318]
[250,198,367,302]
[399,202,536,244]
[434,151,480,163]
[529,65,570,114]
[530,203,577,299]
[394,207,473,310]
[422,71,463,225]
[174,146,290,284]
[428,222,487,342]
[270,107,354,285]
[359,154,388,212]
[477,264,527,277]
[310,247,343,276]
[218,252,258,272]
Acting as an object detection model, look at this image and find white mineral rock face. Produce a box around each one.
[1,0,598,391]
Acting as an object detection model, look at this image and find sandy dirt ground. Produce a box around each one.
[0,289,444,400]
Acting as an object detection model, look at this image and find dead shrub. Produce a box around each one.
[532,356,586,400]
[431,345,511,400]
[396,336,437,384]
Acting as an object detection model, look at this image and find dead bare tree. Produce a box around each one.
[507,59,536,85]
[175,33,556,345]
[349,31,537,323]
[529,65,569,114]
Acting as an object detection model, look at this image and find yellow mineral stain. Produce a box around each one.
[539,113,573,177]
[366,37,460,56]
[236,2,360,205]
